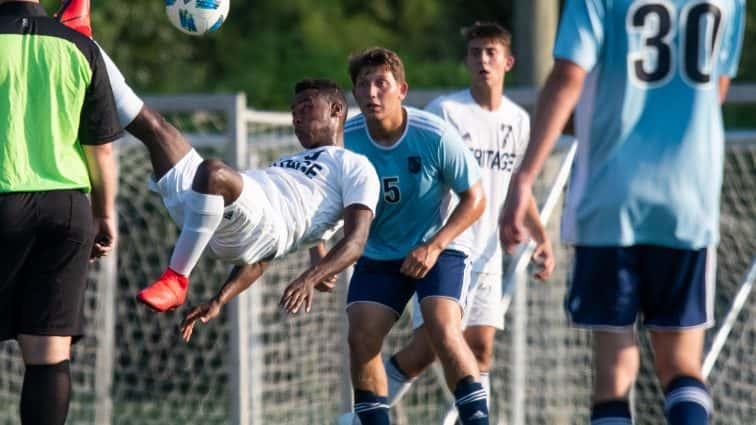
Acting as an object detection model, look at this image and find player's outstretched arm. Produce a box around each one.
[280,205,373,314]
[180,262,268,342]
[400,182,486,279]
[500,59,585,252]
[521,196,554,281]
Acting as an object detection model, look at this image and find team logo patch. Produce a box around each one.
[408,156,421,173]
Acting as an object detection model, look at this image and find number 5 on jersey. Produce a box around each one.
[382,177,401,204]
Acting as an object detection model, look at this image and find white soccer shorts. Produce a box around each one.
[149,149,284,265]
[97,43,144,127]
[412,271,505,330]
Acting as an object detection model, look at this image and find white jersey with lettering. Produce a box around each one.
[427,90,530,275]
[152,146,379,265]
[245,145,380,257]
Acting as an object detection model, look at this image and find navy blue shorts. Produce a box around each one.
[566,245,715,330]
[346,250,470,317]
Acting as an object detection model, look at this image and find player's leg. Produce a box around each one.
[137,159,243,311]
[347,304,395,425]
[382,297,437,407]
[55,0,190,181]
[462,326,495,403]
[590,330,639,423]
[96,46,192,180]
[417,250,489,425]
[12,191,95,425]
[168,158,242,274]
[462,271,506,405]
[346,257,415,425]
[567,246,643,425]
[641,245,714,425]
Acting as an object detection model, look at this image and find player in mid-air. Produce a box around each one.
[375,22,555,417]
[344,47,489,425]
[500,1,744,424]
[55,0,380,333]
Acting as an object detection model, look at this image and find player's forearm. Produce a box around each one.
[214,263,267,306]
[83,144,117,218]
[301,237,365,285]
[428,182,486,250]
[516,60,585,188]
[523,196,548,244]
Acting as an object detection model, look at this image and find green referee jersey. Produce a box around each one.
[0,2,122,193]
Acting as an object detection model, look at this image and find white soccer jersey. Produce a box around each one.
[427,90,530,275]
[245,145,380,257]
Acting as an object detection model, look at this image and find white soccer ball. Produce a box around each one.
[165,0,229,36]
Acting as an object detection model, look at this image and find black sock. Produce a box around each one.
[20,360,71,425]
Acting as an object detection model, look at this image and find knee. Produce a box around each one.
[348,325,384,362]
[424,320,462,351]
[193,159,234,194]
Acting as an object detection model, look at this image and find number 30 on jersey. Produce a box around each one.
[627,0,724,87]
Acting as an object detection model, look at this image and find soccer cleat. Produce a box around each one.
[136,268,189,312]
[54,0,92,38]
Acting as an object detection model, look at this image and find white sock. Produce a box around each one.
[385,356,415,406]
[169,190,224,276]
[480,371,491,410]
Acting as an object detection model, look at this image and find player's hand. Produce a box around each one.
[280,277,315,314]
[314,275,337,292]
[180,299,222,342]
[531,239,555,281]
[400,243,442,279]
[499,178,533,253]
[91,216,117,260]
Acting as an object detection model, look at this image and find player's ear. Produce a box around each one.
[331,102,344,118]
[505,54,515,71]
[398,81,408,101]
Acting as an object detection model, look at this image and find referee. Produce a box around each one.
[0,1,121,424]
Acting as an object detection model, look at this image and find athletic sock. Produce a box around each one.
[169,190,224,276]
[665,376,712,425]
[590,400,632,425]
[454,375,489,424]
[479,371,491,409]
[354,389,389,425]
[385,355,415,406]
[20,360,71,425]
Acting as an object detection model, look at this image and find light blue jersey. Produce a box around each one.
[555,0,744,248]
[345,107,481,260]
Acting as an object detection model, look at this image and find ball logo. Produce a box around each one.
[196,0,221,9]
[178,9,197,32]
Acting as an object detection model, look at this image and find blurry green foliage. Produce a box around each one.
[40,1,754,115]
[41,0,510,108]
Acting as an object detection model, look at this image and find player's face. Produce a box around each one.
[352,66,407,123]
[291,90,335,149]
[465,38,514,88]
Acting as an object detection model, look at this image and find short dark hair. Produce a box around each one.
[347,47,406,85]
[462,22,512,52]
[294,79,348,118]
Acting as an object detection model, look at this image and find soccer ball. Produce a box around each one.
[165,0,229,36]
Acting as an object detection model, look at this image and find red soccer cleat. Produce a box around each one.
[54,0,92,38]
[136,268,189,312]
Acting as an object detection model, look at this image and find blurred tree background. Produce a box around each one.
[41,0,755,112]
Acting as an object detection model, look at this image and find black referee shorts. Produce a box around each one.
[0,190,94,342]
